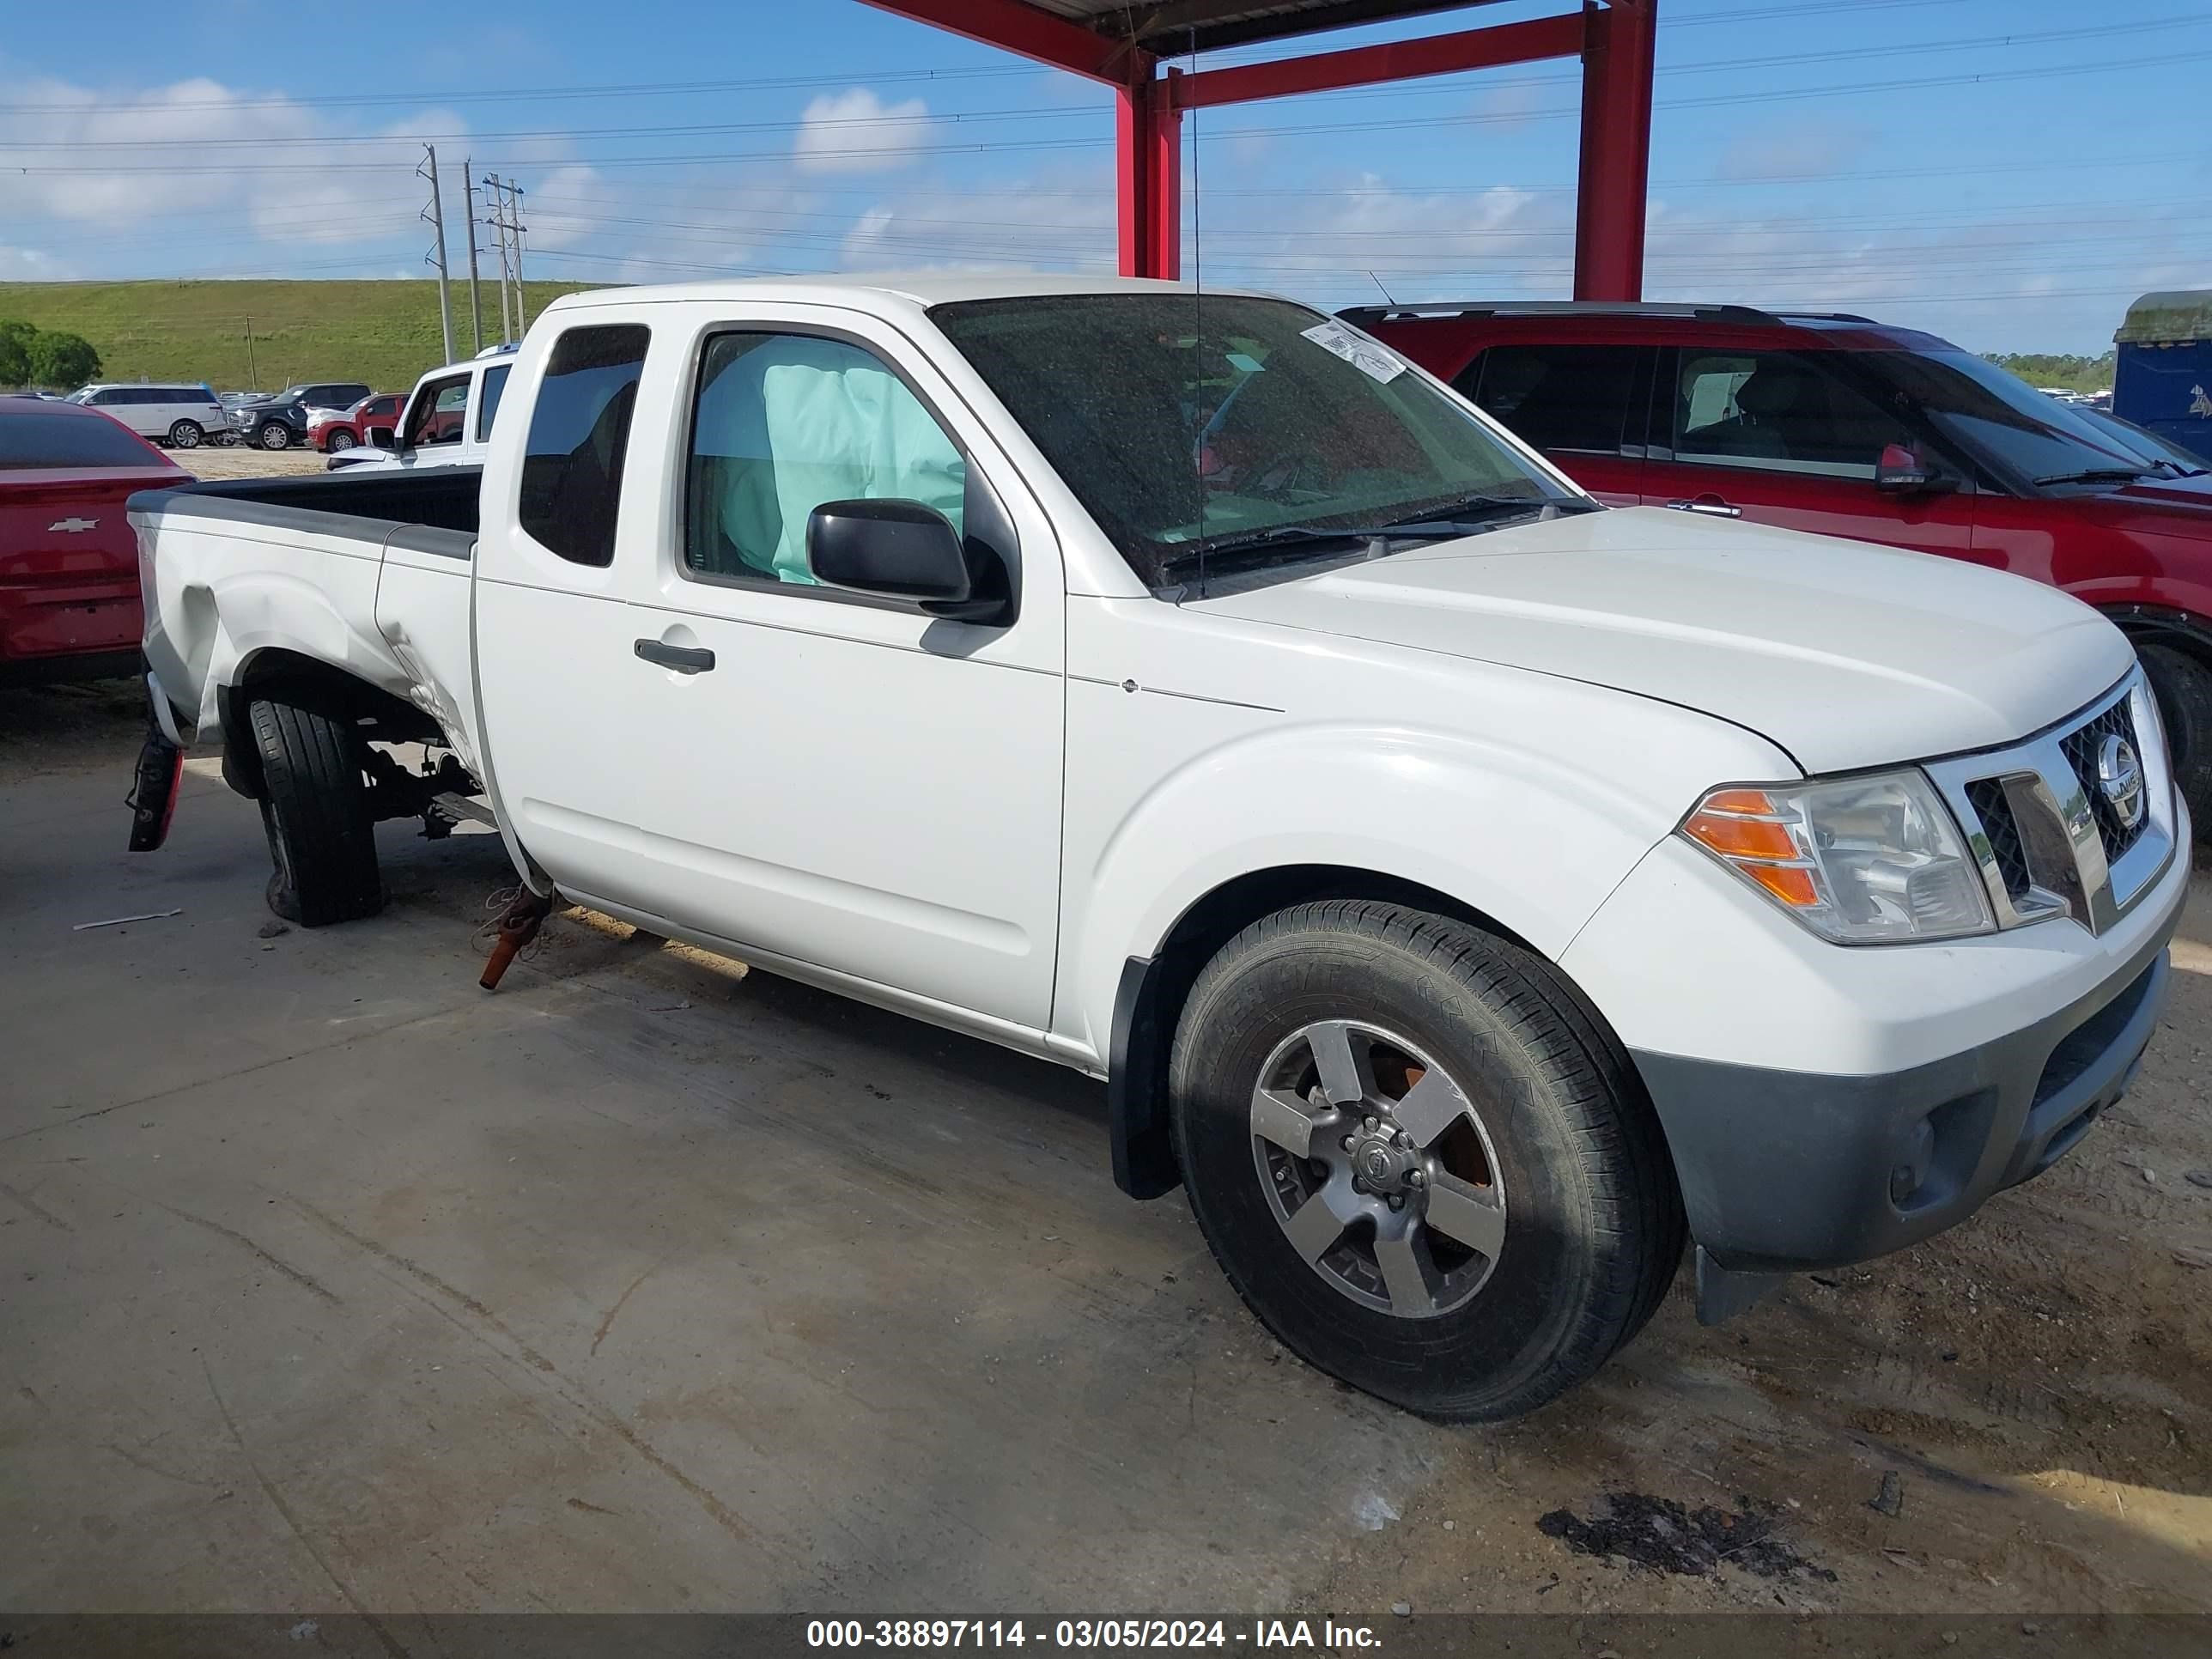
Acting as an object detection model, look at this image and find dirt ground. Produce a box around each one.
[179,442,332,483]
[1,674,2207,1625]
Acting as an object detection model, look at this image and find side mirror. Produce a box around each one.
[805,498,1006,622]
[1875,442,1955,495]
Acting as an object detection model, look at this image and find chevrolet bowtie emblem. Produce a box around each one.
[49,517,98,533]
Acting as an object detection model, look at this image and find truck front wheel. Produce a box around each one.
[248,695,384,927]
[1169,900,1683,1420]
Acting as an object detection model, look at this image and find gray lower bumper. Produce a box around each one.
[1634,917,2178,1297]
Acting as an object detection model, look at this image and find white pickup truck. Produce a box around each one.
[326,346,514,474]
[128,275,2187,1419]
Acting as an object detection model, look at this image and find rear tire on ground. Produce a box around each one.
[1168,900,1684,1421]
[248,695,383,927]
[2139,641,2212,837]
[167,419,203,449]
[257,421,291,451]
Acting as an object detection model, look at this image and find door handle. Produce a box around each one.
[1666,496,1742,519]
[635,639,716,674]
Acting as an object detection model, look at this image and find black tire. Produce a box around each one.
[1169,900,1683,1421]
[248,695,383,927]
[2139,641,2212,837]
[167,419,204,449]
[325,429,356,453]
[257,421,291,451]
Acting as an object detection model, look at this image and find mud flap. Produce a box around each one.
[1693,1245,1788,1327]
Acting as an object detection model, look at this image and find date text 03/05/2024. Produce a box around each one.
[805,1620,1384,1650]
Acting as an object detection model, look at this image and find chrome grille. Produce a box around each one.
[2058,698,2149,863]
[1965,778,2031,901]
[1925,670,2177,939]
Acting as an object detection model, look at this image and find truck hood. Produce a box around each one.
[1195,506,2133,775]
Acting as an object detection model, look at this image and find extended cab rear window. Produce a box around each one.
[519,325,649,567]
[0,407,162,469]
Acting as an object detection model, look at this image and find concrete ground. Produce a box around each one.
[3,678,2209,1621]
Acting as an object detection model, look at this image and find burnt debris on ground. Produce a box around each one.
[1538,1492,1837,1583]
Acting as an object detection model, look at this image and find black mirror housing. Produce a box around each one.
[805,498,1011,623]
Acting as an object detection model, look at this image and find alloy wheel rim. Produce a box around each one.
[1249,1019,1507,1320]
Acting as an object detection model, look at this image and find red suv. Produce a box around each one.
[307,392,404,454]
[1350,301,2212,826]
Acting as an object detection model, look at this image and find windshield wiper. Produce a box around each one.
[2032,466,2154,486]
[1153,523,1396,578]
[1383,494,1594,526]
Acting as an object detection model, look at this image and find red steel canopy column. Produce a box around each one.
[856,0,1656,300]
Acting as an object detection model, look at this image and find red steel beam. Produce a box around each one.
[1169,10,1585,110]
[1573,0,1656,300]
[1116,72,1183,279]
[854,0,1152,84]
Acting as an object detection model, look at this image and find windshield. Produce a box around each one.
[930,293,1578,587]
[1862,349,2155,488]
[2072,407,2208,476]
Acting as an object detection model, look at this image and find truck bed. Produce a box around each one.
[137,465,482,550]
[132,465,486,776]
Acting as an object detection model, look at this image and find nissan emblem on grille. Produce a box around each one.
[2098,734,2145,830]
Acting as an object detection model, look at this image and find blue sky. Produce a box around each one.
[1,0,2205,354]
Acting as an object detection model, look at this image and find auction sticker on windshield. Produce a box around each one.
[1300,320,1404,383]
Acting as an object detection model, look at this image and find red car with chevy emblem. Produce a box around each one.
[0,394,185,684]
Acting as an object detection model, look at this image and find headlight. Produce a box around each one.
[1680,771,1993,944]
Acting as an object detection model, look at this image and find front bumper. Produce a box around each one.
[1635,916,2175,1278]
[1560,790,2188,1294]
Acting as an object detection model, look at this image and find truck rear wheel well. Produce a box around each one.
[218,650,444,800]
[1107,865,1535,1200]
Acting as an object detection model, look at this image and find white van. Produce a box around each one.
[68,383,231,450]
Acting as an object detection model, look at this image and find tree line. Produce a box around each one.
[0,319,104,390]
[1986,350,2116,396]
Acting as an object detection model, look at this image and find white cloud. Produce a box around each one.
[834,163,1114,275]
[0,75,470,272]
[793,88,935,175]
[0,245,73,280]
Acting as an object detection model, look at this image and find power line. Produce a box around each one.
[22,15,2209,156]
[0,0,2061,118]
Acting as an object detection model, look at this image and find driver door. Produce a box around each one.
[477,306,1067,1036]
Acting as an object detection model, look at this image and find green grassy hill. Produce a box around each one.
[0,279,600,393]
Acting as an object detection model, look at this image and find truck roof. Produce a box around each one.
[538,272,1267,317]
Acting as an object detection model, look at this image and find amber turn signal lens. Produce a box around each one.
[1682,810,1797,860]
[1744,862,1820,907]
[1700,787,1779,817]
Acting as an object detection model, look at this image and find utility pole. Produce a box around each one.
[243,316,257,386]
[420,145,455,364]
[461,157,483,355]
[483,172,513,346]
[507,180,529,335]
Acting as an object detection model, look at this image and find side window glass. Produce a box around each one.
[1460,344,1638,454]
[1674,349,1912,478]
[476,364,510,442]
[520,324,650,568]
[403,376,469,448]
[684,331,966,586]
